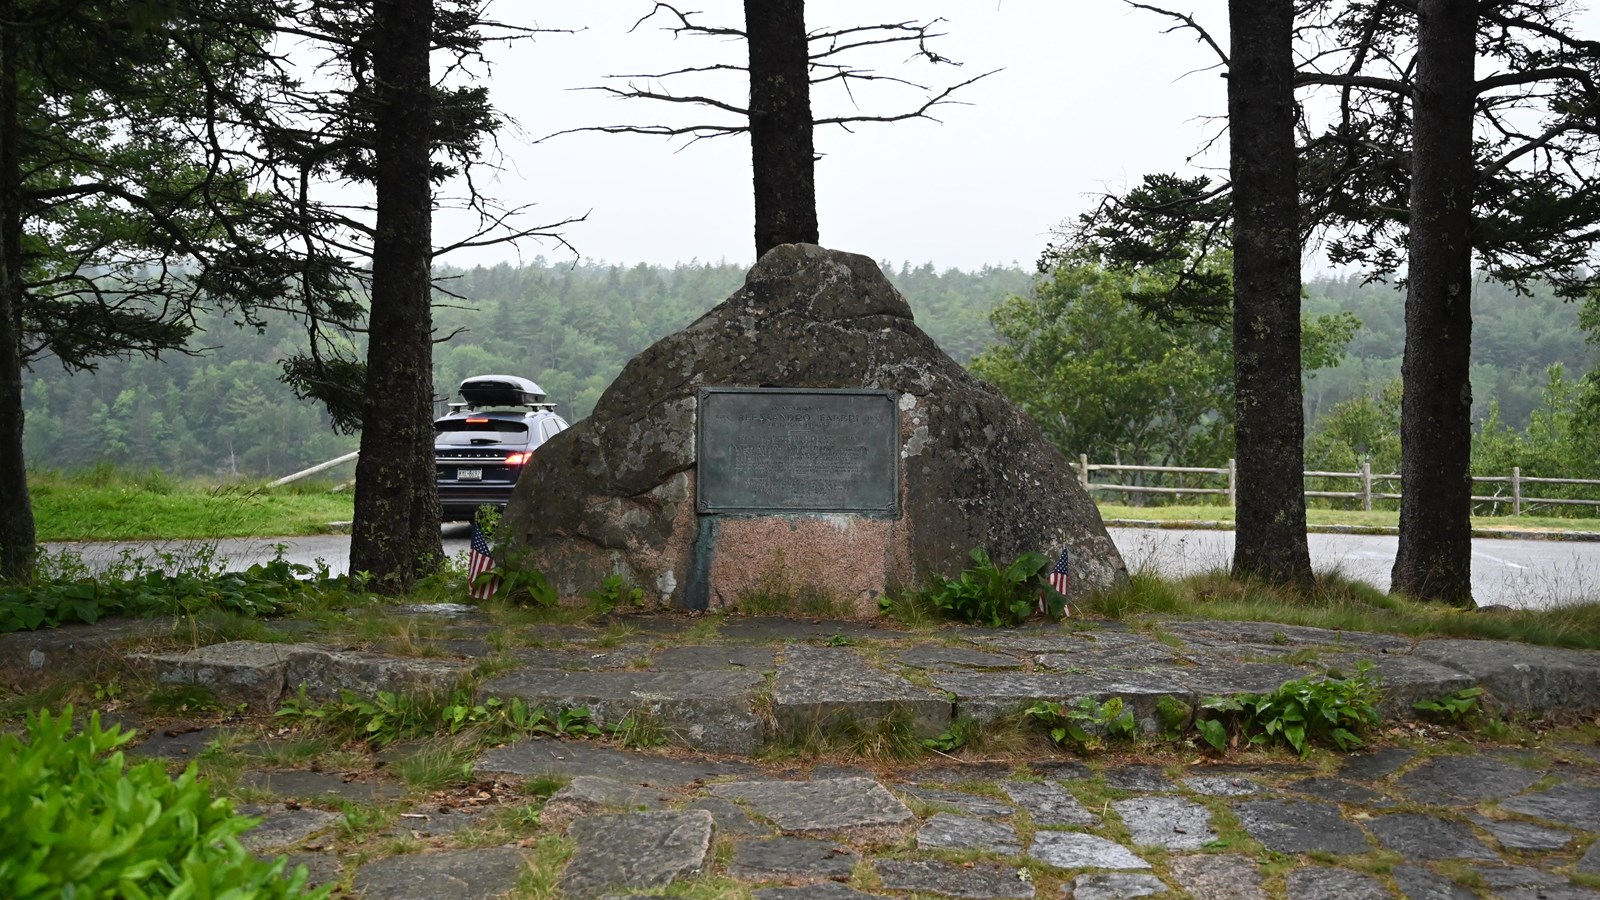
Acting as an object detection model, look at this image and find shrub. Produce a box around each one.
[0,706,326,899]
[1195,664,1382,756]
[921,548,1065,627]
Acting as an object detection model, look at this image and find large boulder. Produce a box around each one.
[499,244,1127,613]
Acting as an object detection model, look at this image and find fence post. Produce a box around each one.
[1079,453,1090,489]
[1361,460,1372,511]
[1227,458,1237,508]
[1512,466,1522,517]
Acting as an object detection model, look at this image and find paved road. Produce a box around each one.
[41,525,1600,610]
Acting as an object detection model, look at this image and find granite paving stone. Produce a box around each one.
[560,810,714,897]
[1111,797,1217,850]
[1102,766,1178,793]
[1472,865,1600,900]
[1499,784,1600,832]
[1410,639,1600,712]
[895,645,1025,670]
[875,859,1035,899]
[931,670,1186,727]
[1287,777,1386,805]
[474,741,760,786]
[351,847,527,900]
[539,775,671,828]
[135,640,307,707]
[1283,866,1389,900]
[1467,813,1574,851]
[1030,760,1094,781]
[384,805,494,839]
[1027,832,1150,871]
[911,761,1024,783]
[284,648,475,701]
[773,645,950,740]
[127,723,220,759]
[717,617,901,642]
[726,836,858,881]
[478,668,767,754]
[685,797,771,836]
[1165,855,1267,900]
[1233,800,1371,855]
[1392,865,1476,900]
[900,784,1017,818]
[1339,747,1416,780]
[238,804,341,851]
[753,884,888,899]
[1397,755,1544,805]
[916,813,1022,855]
[708,777,913,835]
[1366,812,1497,860]
[1182,774,1264,796]
[1001,779,1099,825]
[279,851,341,890]
[1068,873,1170,900]
[1579,840,1600,874]
[510,645,647,670]
[650,644,775,671]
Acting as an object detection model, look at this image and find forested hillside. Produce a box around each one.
[1305,275,1596,430]
[21,259,1033,477]
[19,259,1594,479]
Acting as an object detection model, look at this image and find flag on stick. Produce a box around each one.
[468,521,501,601]
[1039,546,1070,618]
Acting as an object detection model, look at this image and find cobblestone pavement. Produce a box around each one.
[4,606,1600,898]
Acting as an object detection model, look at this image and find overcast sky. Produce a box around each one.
[434,2,1231,272]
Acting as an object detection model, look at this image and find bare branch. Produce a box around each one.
[1123,2,1229,67]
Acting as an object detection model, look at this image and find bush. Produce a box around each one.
[919,548,1065,627]
[0,706,327,899]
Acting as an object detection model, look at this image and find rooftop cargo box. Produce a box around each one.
[458,375,546,408]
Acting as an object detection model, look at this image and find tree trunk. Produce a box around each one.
[0,0,35,582]
[1228,0,1312,585]
[744,0,818,256]
[1392,0,1477,606]
[349,0,443,592]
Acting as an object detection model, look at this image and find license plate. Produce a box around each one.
[457,468,482,481]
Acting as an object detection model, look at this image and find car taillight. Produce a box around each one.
[504,452,532,466]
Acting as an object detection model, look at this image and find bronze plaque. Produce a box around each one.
[697,388,899,515]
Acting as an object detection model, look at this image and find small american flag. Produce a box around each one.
[467,521,500,601]
[1039,547,1070,618]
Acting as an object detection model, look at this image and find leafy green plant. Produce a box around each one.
[922,548,1065,627]
[0,553,338,633]
[1413,686,1485,724]
[0,706,326,899]
[1026,697,1137,752]
[1196,664,1382,756]
[922,717,981,753]
[1413,686,1508,738]
[277,686,617,747]
[586,573,645,613]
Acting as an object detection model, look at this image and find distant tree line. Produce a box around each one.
[21,256,1595,485]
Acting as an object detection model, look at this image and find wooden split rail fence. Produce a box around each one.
[1076,454,1600,516]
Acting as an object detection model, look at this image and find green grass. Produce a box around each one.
[1097,503,1600,534]
[29,467,354,541]
[1079,569,1600,650]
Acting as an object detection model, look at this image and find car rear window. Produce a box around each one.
[435,419,529,445]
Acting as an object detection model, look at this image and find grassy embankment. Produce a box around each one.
[29,468,355,543]
[1097,503,1600,535]
[28,469,1600,541]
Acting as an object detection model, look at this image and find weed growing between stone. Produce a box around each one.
[1194,664,1384,756]
[1027,697,1139,752]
